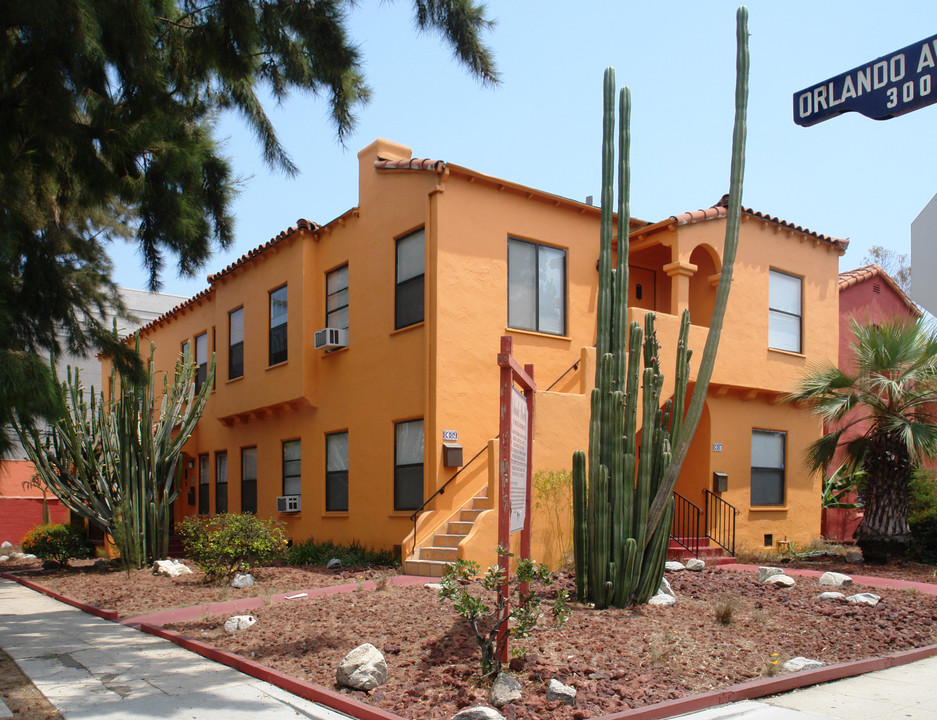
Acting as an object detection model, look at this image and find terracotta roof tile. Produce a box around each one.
[666,196,849,251]
[838,264,921,317]
[374,157,447,172]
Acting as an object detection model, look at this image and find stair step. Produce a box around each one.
[460,508,483,522]
[403,559,451,578]
[448,520,474,535]
[472,496,489,510]
[419,546,458,562]
[433,533,464,548]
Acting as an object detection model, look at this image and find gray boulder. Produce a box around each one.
[664,561,685,572]
[546,679,576,705]
[223,615,256,632]
[783,657,826,672]
[647,592,676,607]
[658,577,674,598]
[819,572,852,587]
[153,559,192,577]
[450,708,505,720]
[0,541,12,550]
[764,574,796,588]
[847,593,881,606]
[489,673,522,707]
[817,591,846,602]
[685,558,705,571]
[0,556,9,563]
[424,583,443,591]
[757,566,785,582]
[336,643,387,691]
[231,573,255,589]
[326,557,343,570]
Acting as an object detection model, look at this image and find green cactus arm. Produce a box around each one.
[648,5,748,532]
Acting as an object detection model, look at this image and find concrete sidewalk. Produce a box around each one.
[0,578,351,719]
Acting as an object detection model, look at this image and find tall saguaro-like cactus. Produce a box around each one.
[573,7,749,608]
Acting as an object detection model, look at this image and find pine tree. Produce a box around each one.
[0,1,498,454]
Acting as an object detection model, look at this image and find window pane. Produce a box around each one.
[751,431,784,468]
[270,286,288,328]
[396,420,424,465]
[769,271,801,315]
[397,230,425,283]
[269,324,287,365]
[327,432,349,472]
[327,265,349,294]
[768,311,801,353]
[216,452,228,514]
[216,482,227,514]
[327,305,349,330]
[395,275,424,328]
[229,308,244,345]
[326,287,349,314]
[195,333,208,363]
[394,465,423,511]
[283,440,301,496]
[241,447,257,513]
[538,245,566,335]
[751,469,784,505]
[508,240,536,330]
[326,471,349,512]
[229,342,243,379]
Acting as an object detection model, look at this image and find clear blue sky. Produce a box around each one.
[109,1,937,299]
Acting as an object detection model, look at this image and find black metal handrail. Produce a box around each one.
[671,492,703,557]
[704,489,739,556]
[545,358,581,391]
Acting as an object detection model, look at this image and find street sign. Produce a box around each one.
[794,33,937,126]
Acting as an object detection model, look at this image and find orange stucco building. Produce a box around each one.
[118,139,847,574]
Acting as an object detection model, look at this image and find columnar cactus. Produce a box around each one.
[573,7,749,608]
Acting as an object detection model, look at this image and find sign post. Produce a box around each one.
[794,33,937,126]
[496,335,535,664]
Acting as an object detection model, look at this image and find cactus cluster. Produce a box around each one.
[573,8,749,608]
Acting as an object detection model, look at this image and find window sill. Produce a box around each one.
[390,511,419,518]
[768,348,805,359]
[391,322,425,337]
[506,327,571,342]
[749,505,788,512]
[226,376,244,384]
[267,360,289,371]
[323,345,349,358]
[323,512,349,518]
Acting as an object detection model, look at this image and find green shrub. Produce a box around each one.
[286,538,398,568]
[21,524,91,565]
[908,470,937,563]
[178,513,286,582]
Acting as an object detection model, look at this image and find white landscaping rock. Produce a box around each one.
[489,673,522,707]
[153,559,192,577]
[424,583,443,591]
[0,556,8,563]
[783,657,826,673]
[664,561,685,572]
[546,679,577,706]
[819,572,853,587]
[231,573,255,589]
[336,643,387,691]
[326,557,342,570]
[647,592,676,607]
[658,577,674,598]
[685,558,705,571]
[223,615,256,632]
[764,574,796,588]
[817,591,846,602]
[450,707,505,720]
[758,566,786,582]
[847,593,881,606]
[0,541,12,550]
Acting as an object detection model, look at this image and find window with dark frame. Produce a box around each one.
[768,269,802,353]
[241,447,258,514]
[507,237,567,335]
[269,285,288,365]
[325,432,349,512]
[229,308,244,379]
[215,451,228,514]
[394,419,423,511]
[395,229,424,329]
[195,332,208,393]
[282,439,301,497]
[198,453,209,514]
[326,265,349,330]
[751,430,786,506]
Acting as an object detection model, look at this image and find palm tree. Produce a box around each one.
[790,319,937,563]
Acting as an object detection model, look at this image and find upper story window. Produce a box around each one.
[229,308,244,380]
[395,229,424,329]
[751,429,785,506]
[768,270,802,353]
[327,265,349,330]
[269,285,288,365]
[181,340,190,363]
[282,439,301,497]
[508,238,566,336]
[195,332,208,393]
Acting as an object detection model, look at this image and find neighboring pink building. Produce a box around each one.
[0,461,68,546]
[823,264,923,542]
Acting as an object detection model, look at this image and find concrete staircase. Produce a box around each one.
[403,487,489,577]
[667,537,735,565]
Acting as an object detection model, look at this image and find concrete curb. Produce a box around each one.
[0,570,118,621]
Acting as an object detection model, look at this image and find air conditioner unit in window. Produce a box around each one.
[276,495,301,513]
[314,327,348,350]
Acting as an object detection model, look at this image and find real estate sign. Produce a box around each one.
[794,33,937,126]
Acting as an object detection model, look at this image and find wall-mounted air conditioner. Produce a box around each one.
[314,327,348,350]
[276,495,301,513]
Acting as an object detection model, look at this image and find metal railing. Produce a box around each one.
[671,492,703,557]
[704,489,738,556]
